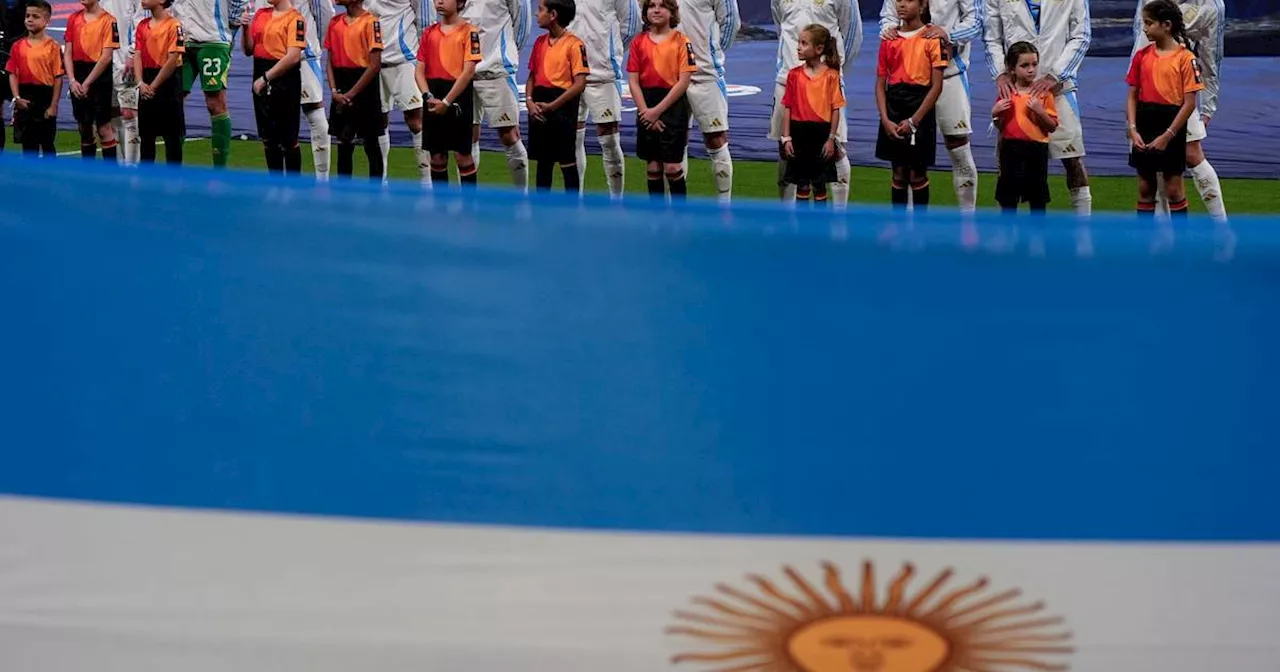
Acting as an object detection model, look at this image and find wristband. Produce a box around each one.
[906,118,918,132]
[827,133,838,140]
[780,136,792,143]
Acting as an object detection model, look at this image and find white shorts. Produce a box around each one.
[768,82,847,142]
[687,79,729,133]
[1049,90,1086,160]
[300,57,325,106]
[1185,107,1206,142]
[576,81,623,125]
[115,83,138,110]
[473,76,521,127]
[380,62,423,113]
[936,74,973,137]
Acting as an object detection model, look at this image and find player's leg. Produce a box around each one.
[574,104,589,194]
[891,164,908,208]
[938,75,977,213]
[456,150,477,186]
[664,161,686,199]
[688,80,732,203]
[1183,110,1227,223]
[1136,167,1156,215]
[814,180,829,206]
[164,96,186,165]
[558,107,581,194]
[254,82,282,173]
[1164,170,1188,219]
[910,165,930,210]
[387,63,428,184]
[299,59,330,180]
[479,77,528,190]
[1051,91,1090,216]
[278,77,304,174]
[117,84,140,165]
[188,43,234,168]
[429,151,450,185]
[376,71,394,181]
[768,83,793,201]
[588,82,624,198]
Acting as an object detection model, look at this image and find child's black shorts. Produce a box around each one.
[528,85,580,164]
[783,119,838,188]
[423,78,474,155]
[252,58,302,146]
[635,86,689,164]
[71,60,115,127]
[875,82,937,169]
[330,67,382,141]
[12,83,55,145]
[137,68,185,139]
[996,138,1051,206]
[1129,101,1187,175]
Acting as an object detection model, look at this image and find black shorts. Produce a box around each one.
[71,61,115,127]
[12,83,55,146]
[528,85,579,164]
[1129,101,1187,175]
[330,67,381,141]
[635,87,689,164]
[253,58,302,146]
[783,120,837,188]
[137,68,185,139]
[996,138,1051,206]
[875,82,937,169]
[423,78,474,155]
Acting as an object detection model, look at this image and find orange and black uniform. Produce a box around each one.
[417,21,480,156]
[66,9,120,129]
[995,90,1058,210]
[626,30,696,165]
[780,64,845,192]
[250,7,306,174]
[135,14,186,164]
[527,31,589,167]
[1126,44,1203,175]
[874,28,947,170]
[6,36,64,155]
[325,11,383,179]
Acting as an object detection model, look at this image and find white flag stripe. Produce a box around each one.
[2,496,1279,671]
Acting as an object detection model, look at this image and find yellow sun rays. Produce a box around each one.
[667,561,1073,672]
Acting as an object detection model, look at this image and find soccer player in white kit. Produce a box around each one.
[249,0,334,178]
[1131,0,1227,222]
[880,0,979,212]
[678,0,738,202]
[102,0,143,164]
[983,0,1092,215]
[459,0,532,188]
[771,0,860,208]
[569,0,640,197]
[366,0,428,181]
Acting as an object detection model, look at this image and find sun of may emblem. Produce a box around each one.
[667,561,1073,672]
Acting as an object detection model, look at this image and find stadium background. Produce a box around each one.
[37,0,1280,178]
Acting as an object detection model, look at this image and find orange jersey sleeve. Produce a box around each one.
[531,32,589,90]
[999,91,1057,143]
[1127,45,1204,106]
[253,9,306,60]
[67,11,120,63]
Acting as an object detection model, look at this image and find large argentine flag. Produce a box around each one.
[2,163,1278,671]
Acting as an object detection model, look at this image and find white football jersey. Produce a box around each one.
[101,0,144,80]
[982,0,1090,91]
[568,0,640,84]
[678,0,740,84]
[459,0,533,79]
[172,0,248,43]
[771,0,861,85]
[1131,0,1223,118]
[879,0,979,78]
[365,0,424,65]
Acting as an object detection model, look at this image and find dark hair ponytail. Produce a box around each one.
[1143,0,1195,53]
[802,24,841,70]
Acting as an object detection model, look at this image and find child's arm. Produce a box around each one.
[151,50,180,89]
[85,41,117,91]
[326,52,340,101]
[63,34,79,94]
[1151,90,1197,152]
[262,46,302,82]
[909,66,944,127]
[822,100,840,159]
[649,70,691,117]
[627,71,643,116]
[434,60,476,113]
[524,67,540,119]
[781,106,792,157]
[874,74,898,138]
[1126,85,1144,150]
[413,57,428,98]
[349,49,382,99]
[133,41,145,93]
[544,72,586,112]
[48,70,63,118]
[1028,94,1057,133]
[241,14,254,55]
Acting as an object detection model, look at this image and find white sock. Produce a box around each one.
[412,131,430,185]
[575,127,587,194]
[1189,160,1228,222]
[1070,186,1092,217]
[121,115,139,165]
[504,139,529,192]
[947,143,977,212]
[681,146,689,180]
[110,117,124,163]
[600,132,624,199]
[708,144,733,203]
[777,160,796,201]
[472,140,481,169]
[1154,175,1170,215]
[305,107,330,181]
[378,131,391,184]
[832,150,851,210]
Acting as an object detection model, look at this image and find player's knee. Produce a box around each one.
[472,124,481,142]
[122,108,136,120]
[943,135,969,150]
[430,155,448,170]
[663,164,684,180]
[205,95,227,116]
[98,124,116,142]
[1062,157,1088,187]
[498,126,519,145]
[704,132,727,150]
[575,121,587,131]
[1185,140,1205,167]
[597,122,619,136]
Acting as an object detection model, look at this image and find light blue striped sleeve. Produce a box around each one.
[715,0,739,53]
[948,0,982,44]
[512,0,533,50]
[229,0,249,27]
[1051,0,1090,83]
[837,0,861,63]
[616,0,640,48]
[416,0,435,32]
[982,0,1003,78]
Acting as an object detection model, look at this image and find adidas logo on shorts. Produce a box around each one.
[602,109,613,118]
[1064,144,1077,153]
[956,120,969,130]
[710,118,723,128]
[499,113,512,123]
[410,96,421,105]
